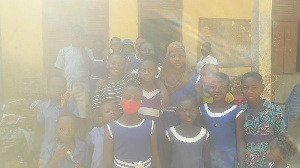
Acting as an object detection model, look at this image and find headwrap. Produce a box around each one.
[160,41,194,94]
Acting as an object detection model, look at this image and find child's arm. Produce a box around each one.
[203,135,211,168]
[102,125,114,168]
[236,113,246,168]
[164,130,172,168]
[151,124,162,168]
[154,79,169,110]
[61,91,71,113]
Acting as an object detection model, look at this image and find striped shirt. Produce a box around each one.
[92,72,140,112]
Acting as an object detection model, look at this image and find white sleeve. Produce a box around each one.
[54,48,65,69]
[107,124,113,138]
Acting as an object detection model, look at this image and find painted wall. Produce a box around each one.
[274,74,300,102]
[0,0,43,101]
[109,0,138,49]
[182,0,253,66]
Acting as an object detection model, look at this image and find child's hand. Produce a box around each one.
[97,78,107,88]
[75,162,83,168]
[61,92,70,107]
[53,144,68,160]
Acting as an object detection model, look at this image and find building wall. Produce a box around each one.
[182,0,253,66]
[0,0,43,101]
[109,0,138,48]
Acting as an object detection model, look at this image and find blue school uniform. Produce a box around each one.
[201,103,244,168]
[90,59,106,97]
[42,139,89,168]
[85,127,104,168]
[107,119,154,168]
[162,74,200,129]
[166,127,209,168]
[128,54,141,71]
[37,99,79,158]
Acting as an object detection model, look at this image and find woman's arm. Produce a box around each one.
[154,78,169,110]
[151,124,162,168]
[236,113,245,168]
[102,125,114,168]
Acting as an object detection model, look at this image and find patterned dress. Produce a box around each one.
[240,100,287,168]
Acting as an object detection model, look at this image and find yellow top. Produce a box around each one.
[203,92,235,104]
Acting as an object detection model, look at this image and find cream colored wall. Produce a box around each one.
[274,74,300,102]
[109,0,138,49]
[0,0,43,101]
[182,0,253,66]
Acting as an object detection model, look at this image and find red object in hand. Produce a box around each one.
[234,95,246,106]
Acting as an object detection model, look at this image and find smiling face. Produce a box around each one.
[122,44,134,56]
[241,77,264,103]
[168,48,186,69]
[107,54,127,77]
[176,99,198,125]
[209,77,230,101]
[139,60,158,83]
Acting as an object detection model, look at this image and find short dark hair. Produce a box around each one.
[201,64,219,73]
[202,42,211,48]
[217,72,230,87]
[270,134,298,161]
[241,72,263,84]
[93,101,117,118]
[139,57,159,70]
[122,83,142,96]
[110,37,121,43]
[107,53,127,61]
[47,75,66,86]
[176,95,197,108]
[93,39,105,47]
[57,112,78,126]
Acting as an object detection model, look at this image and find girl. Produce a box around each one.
[266,134,297,168]
[102,84,161,168]
[42,113,89,168]
[85,101,118,168]
[200,72,245,168]
[165,96,210,168]
[139,58,164,164]
[160,41,202,129]
[240,72,287,168]
[128,41,155,71]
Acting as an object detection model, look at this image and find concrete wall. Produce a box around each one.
[0,0,43,101]
[274,74,300,102]
[109,0,138,48]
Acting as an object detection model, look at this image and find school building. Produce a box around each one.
[0,0,300,105]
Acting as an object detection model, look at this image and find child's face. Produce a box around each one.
[57,116,76,143]
[266,142,283,162]
[176,100,198,125]
[100,102,119,125]
[110,39,122,52]
[107,55,126,77]
[122,44,133,56]
[168,48,186,69]
[241,77,264,103]
[48,78,66,101]
[139,61,158,83]
[200,66,218,88]
[140,43,155,59]
[209,78,229,101]
[122,86,143,102]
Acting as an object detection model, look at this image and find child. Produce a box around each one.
[42,113,89,168]
[102,84,162,168]
[165,96,210,168]
[122,39,135,58]
[128,41,155,71]
[196,42,218,74]
[90,39,107,97]
[266,134,297,168]
[200,64,234,104]
[138,58,165,165]
[240,72,287,168]
[85,101,118,168]
[200,72,245,168]
[37,75,79,164]
[109,37,122,55]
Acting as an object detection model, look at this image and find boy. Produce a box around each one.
[196,42,218,74]
[109,37,122,55]
[37,75,79,166]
